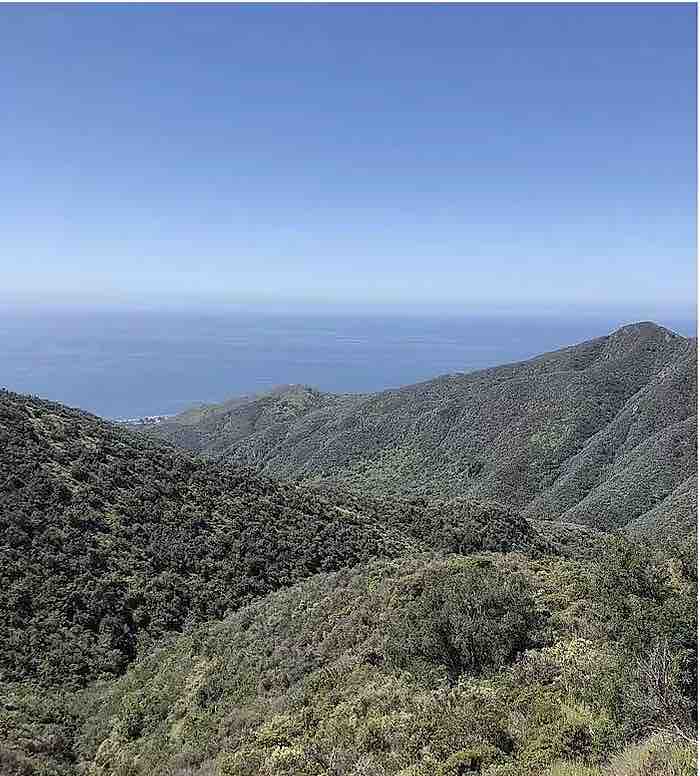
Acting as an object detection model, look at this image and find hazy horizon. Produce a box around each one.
[2,297,697,327]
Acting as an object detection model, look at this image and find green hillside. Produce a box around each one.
[2,539,695,776]
[0,390,539,688]
[148,323,697,537]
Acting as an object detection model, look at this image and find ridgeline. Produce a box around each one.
[149,323,697,538]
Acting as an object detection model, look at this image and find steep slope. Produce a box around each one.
[523,335,697,530]
[0,390,538,688]
[624,476,698,539]
[148,323,697,535]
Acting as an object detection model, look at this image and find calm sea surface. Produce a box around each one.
[1,308,695,419]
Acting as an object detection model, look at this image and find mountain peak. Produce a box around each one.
[609,321,678,339]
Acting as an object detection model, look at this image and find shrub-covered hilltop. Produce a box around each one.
[149,323,697,538]
[0,321,697,776]
[3,543,697,776]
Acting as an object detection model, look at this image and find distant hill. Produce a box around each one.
[148,322,697,537]
[145,383,358,457]
[0,390,538,688]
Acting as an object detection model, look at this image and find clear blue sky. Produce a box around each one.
[1,3,696,313]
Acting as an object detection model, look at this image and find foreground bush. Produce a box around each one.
[53,541,693,776]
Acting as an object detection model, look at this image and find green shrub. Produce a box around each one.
[387,564,540,684]
[437,744,505,774]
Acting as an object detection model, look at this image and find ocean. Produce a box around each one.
[2,307,695,420]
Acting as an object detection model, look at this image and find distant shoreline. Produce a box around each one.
[115,414,173,426]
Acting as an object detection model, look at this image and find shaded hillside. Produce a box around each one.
[149,322,697,536]
[4,538,695,776]
[0,390,538,688]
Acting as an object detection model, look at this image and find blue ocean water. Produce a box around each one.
[1,307,695,420]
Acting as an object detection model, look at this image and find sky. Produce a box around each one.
[1,3,696,314]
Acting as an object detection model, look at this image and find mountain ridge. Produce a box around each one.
[147,322,697,536]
